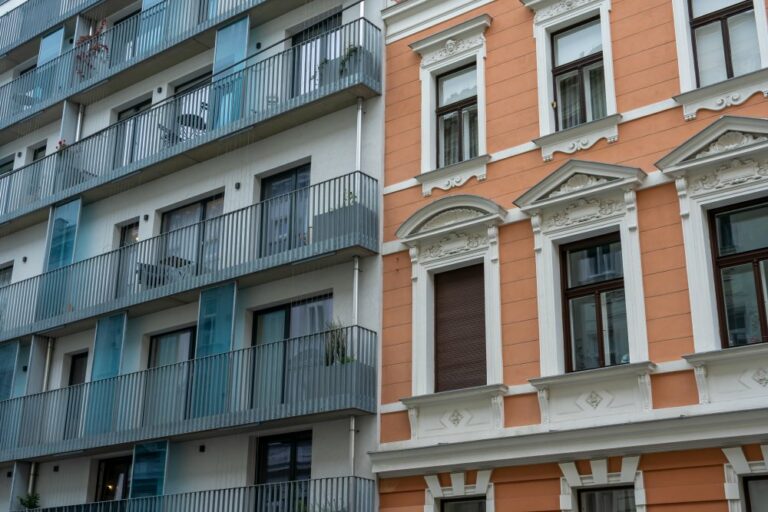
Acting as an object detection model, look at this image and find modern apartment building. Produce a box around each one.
[0,0,383,510]
[374,0,768,511]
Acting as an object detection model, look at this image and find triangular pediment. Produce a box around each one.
[514,160,645,212]
[396,195,507,243]
[656,116,768,175]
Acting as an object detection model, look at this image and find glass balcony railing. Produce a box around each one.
[0,171,378,343]
[28,478,375,512]
[0,0,102,57]
[0,18,382,225]
[0,326,376,462]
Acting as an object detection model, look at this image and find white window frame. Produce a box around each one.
[558,457,646,512]
[515,160,648,376]
[525,0,619,161]
[656,116,768,354]
[424,470,495,512]
[722,445,768,512]
[410,15,491,196]
[671,0,768,120]
[396,195,506,396]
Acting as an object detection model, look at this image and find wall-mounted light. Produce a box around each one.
[198,444,206,453]
[22,256,27,263]
[143,214,149,222]
[53,466,59,472]
[256,42,262,50]
[16,152,21,158]
[6,471,12,478]
[235,182,241,190]
[157,86,163,94]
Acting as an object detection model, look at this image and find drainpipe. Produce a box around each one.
[349,415,356,476]
[352,256,360,326]
[355,97,363,173]
[75,103,85,142]
[28,338,54,495]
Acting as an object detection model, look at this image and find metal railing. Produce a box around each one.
[0,327,376,461]
[0,18,381,224]
[0,171,378,343]
[0,0,102,57]
[30,477,376,512]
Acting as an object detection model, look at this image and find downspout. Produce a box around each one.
[75,103,85,142]
[355,97,363,173]
[28,338,54,495]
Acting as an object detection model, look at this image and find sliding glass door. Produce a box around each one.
[143,327,195,427]
[260,165,310,257]
[291,14,342,97]
[85,314,126,435]
[37,199,81,320]
[210,17,248,130]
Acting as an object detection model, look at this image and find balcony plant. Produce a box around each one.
[325,320,354,366]
[18,493,40,509]
[75,19,109,80]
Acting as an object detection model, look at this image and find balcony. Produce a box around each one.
[0,0,366,138]
[0,18,382,233]
[0,326,376,462]
[30,478,375,511]
[0,171,379,343]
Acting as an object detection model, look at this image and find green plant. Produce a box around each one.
[338,44,361,76]
[343,190,358,207]
[18,493,40,509]
[324,320,354,365]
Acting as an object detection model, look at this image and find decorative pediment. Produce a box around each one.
[656,116,768,176]
[409,14,492,70]
[396,194,507,244]
[514,160,645,213]
[522,0,604,24]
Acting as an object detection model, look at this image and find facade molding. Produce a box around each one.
[558,457,645,511]
[382,0,496,44]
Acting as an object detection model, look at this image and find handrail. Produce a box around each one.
[0,171,379,343]
[0,18,382,224]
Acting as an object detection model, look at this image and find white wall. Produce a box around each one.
[0,220,47,283]
[0,465,11,512]
[47,328,93,391]
[35,457,92,508]
[165,434,251,494]
[0,119,60,169]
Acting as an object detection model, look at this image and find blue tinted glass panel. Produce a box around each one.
[38,27,64,66]
[0,342,18,400]
[196,283,235,357]
[11,341,30,398]
[46,199,81,271]
[92,314,126,380]
[131,441,167,498]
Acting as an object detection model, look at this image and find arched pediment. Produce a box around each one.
[396,195,507,243]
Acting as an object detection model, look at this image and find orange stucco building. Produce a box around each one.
[372,0,768,510]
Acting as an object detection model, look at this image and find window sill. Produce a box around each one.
[400,383,508,408]
[529,361,656,389]
[674,67,768,121]
[415,154,490,196]
[533,114,622,162]
[683,342,768,366]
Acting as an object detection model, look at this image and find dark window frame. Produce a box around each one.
[560,232,625,372]
[576,485,636,512]
[148,326,197,368]
[550,16,605,131]
[119,220,140,248]
[256,430,312,484]
[435,62,479,168]
[95,455,133,502]
[708,198,768,348]
[251,293,333,346]
[744,474,768,512]
[688,0,755,87]
[439,496,487,512]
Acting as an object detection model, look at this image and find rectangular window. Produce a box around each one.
[690,0,761,87]
[252,294,333,345]
[441,498,486,512]
[710,200,768,347]
[291,13,343,96]
[257,431,312,483]
[434,264,486,392]
[68,352,88,386]
[578,487,636,512]
[260,165,311,257]
[148,327,196,368]
[160,193,223,273]
[45,199,81,271]
[0,155,14,176]
[0,264,12,287]
[95,456,132,501]
[745,475,768,511]
[120,221,140,248]
[437,65,479,168]
[551,18,607,131]
[561,234,628,372]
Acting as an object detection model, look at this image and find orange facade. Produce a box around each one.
[376,0,768,510]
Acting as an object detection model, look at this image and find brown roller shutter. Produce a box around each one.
[434,263,487,392]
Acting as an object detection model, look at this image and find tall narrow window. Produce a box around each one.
[552,18,606,131]
[0,342,17,400]
[160,193,223,275]
[562,234,628,372]
[710,200,768,347]
[130,441,167,498]
[579,487,636,512]
[95,456,132,501]
[260,165,311,257]
[745,475,768,511]
[436,65,478,168]
[291,13,343,96]
[434,264,486,392]
[0,264,12,287]
[46,199,81,271]
[690,0,761,87]
[257,431,312,483]
[148,327,196,368]
[114,99,152,166]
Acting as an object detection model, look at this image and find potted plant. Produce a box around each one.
[75,19,109,80]
[325,319,354,366]
[312,187,375,246]
[18,493,40,510]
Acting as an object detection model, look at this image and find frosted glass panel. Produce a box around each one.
[695,22,728,86]
[728,10,761,77]
[692,0,742,17]
[715,203,768,256]
[438,66,477,107]
[554,19,602,66]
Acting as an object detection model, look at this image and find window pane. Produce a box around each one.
[728,10,761,77]
[695,22,728,86]
[602,289,629,366]
[579,487,636,512]
[462,104,479,161]
[692,0,743,17]
[438,66,477,107]
[149,329,194,367]
[295,438,312,480]
[131,441,167,498]
[290,295,332,338]
[92,314,125,381]
[747,478,768,512]
[0,342,18,401]
[584,61,606,122]
[556,69,582,130]
[554,19,602,66]
[570,295,599,371]
[196,282,235,357]
[439,111,461,167]
[443,499,486,512]
[46,199,81,271]
[761,260,768,333]
[721,263,762,346]
[715,203,768,256]
[567,239,623,287]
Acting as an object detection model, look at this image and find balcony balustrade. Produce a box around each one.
[0,326,376,462]
[0,0,103,58]
[0,18,381,226]
[0,171,378,343]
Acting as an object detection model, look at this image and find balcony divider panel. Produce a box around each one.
[0,18,381,225]
[0,326,376,462]
[0,171,378,343]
